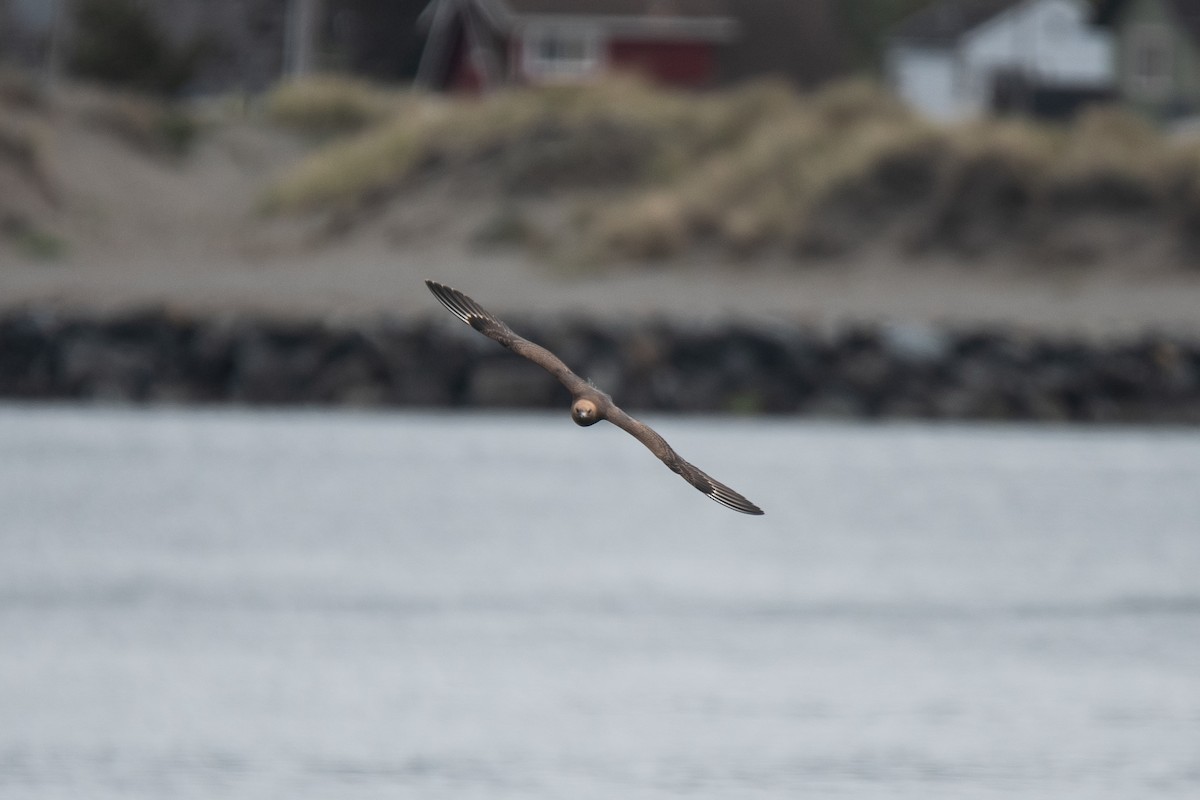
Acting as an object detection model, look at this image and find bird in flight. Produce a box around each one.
[426,280,764,515]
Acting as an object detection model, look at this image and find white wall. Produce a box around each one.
[961,0,1114,114]
[889,0,1114,120]
[887,44,960,121]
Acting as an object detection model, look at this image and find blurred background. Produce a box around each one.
[2,1,1199,798]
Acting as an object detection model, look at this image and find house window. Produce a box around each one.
[1128,24,1172,99]
[524,28,601,80]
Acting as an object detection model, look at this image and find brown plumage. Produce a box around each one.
[426,280,764,515]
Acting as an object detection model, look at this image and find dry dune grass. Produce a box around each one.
[260,74,1200,266]
[6,71,1192,269]
[259,74,802,214]
[595,94,1200,262]
[588,81,937,259]
[264,75,410,135]
[3,71,1200,330]
[0,88,62,258]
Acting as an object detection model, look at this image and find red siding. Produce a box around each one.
[450,59,485,92]
[445,25,485,92]
[607,39,717,88]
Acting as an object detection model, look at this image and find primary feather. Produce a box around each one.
[426,280,764,515]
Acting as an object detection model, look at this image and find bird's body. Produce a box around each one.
[426,280,764,515]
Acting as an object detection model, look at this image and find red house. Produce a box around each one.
[416,0,738,91]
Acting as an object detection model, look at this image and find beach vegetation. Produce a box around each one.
[260,74,1200,265]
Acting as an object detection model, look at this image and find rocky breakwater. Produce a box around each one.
[1,308,1199,423]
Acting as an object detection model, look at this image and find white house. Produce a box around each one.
[886,0,1115,120]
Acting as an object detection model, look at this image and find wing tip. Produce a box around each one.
[424,279,457,304]
[715,495,765,516]
[424,278,452,299]
[707,483,765,515]
[425,279,480,326]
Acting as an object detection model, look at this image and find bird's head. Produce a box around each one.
[571,398,600,427]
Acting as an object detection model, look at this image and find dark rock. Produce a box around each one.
[0,310,58,397]
[229,330,320,404]
[466,356,561,408]
[1,308,1199,423]
[58,330,163,401]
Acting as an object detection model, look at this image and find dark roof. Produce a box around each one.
[718,0,848,87]
[891,0,1021,47]
[502,0,729,18]
[457,0,737,39]
[1096,0,1200,46]
[1093,0,1122,24]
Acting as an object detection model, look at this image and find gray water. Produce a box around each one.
[1,405,1198,799]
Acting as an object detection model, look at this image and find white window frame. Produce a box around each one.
[522,25,603,82]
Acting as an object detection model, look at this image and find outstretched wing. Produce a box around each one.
[428,279,764,516]
[426,280,590,396]
[605,406,765,515]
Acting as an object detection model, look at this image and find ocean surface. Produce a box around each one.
[1,405,1198,799]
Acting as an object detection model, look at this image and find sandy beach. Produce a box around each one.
[3,88,1199,336]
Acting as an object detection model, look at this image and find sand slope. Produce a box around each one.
[2,87,1199,336]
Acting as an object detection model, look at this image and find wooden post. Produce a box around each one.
[284,0,324,78]
[43,0,68,91]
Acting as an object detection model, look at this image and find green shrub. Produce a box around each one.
[69,0,208,96]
